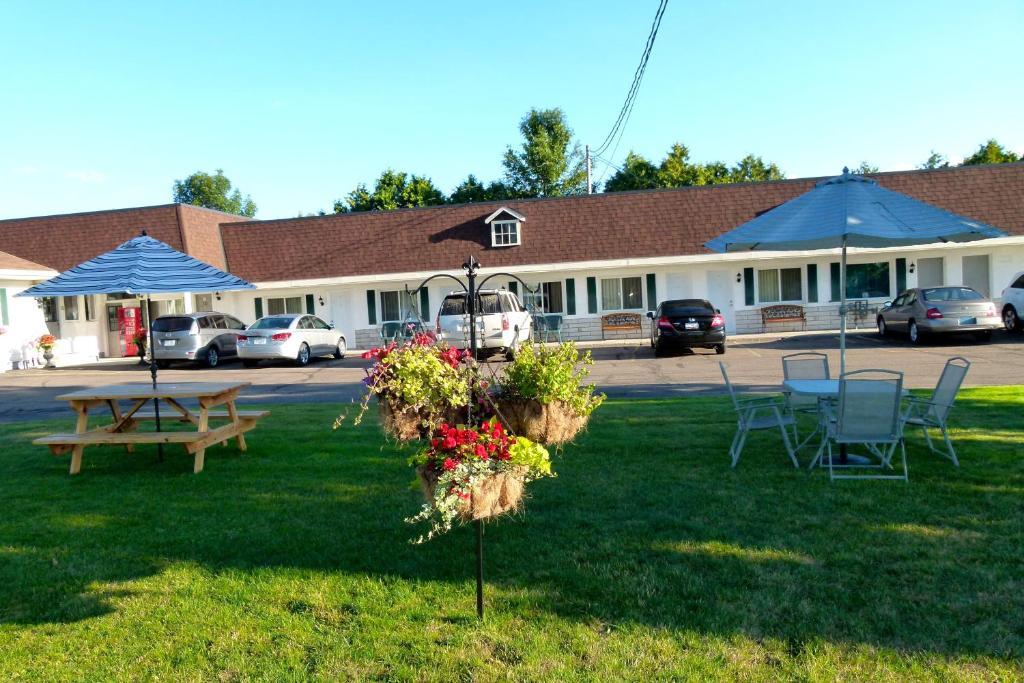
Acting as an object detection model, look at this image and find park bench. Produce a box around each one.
[760,304,806,331]
[601,312,643,339]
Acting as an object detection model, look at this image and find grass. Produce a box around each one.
[0,389,1022,681]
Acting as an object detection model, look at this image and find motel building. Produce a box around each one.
[1,163,1022,368]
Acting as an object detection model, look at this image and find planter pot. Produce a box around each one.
[417,465,527,521]
[377,398,466,441]
[42,348,55,369]
[498,399,588,445]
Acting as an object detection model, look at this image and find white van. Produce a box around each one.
[436,289,532,359]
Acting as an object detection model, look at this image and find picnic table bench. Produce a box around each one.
[761,304,806,331]
[34,381,268,475]
[601,312,643,339]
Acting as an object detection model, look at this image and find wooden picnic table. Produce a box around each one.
[34,381,268,475]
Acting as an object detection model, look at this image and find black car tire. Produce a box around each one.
[715,343,726,355]
[877,316,887,336]
[242,359,259,368]
[653,340,666,357]
[334,338,347,359]
[908,320,924,345]
[975,331,993,343]
[205,346,219,368]
[505,345,516,362]
[295,343,311,367]
[1004,305,1021,333]
[156,360,171,369]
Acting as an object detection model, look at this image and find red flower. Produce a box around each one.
[474,444,488,459]
[442,436,457,450]
[443,457,458,471]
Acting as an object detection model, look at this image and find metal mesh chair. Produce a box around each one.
[782,352,830,449]
[902,357,970,466]
[542,314,564,343]
[812,369,907,481]
[720,362,799,469]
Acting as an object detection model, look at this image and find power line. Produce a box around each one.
[592,0,668,158]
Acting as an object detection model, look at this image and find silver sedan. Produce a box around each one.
[237,314,347,367]
[876,286,1001,344]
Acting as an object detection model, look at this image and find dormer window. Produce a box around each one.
[484,207,526,248]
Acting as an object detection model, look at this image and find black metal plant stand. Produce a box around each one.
[405,255,541,621]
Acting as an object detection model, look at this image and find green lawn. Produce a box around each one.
[1,389,1022,681]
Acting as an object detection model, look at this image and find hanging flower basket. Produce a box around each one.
[377,397,464,442]
[498,398,588,445]
[417,465,527,521]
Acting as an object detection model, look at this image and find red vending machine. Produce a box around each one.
[118,307,142,357]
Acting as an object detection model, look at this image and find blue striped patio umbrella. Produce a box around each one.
[705,168,1006,374]
[18,233,254,446]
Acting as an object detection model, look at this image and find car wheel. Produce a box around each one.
[205,346,220,368]
[156,360,171,369]
[505,346,516,362]
[242,359,259,368]
[715,343,726,355]
[653,340,665,357]
[295,343,310,367]
[908,320,924,345]
[877,316,887,336]
[975,330,993,343]
[1004,305,1021,333]
[334,337,347,359]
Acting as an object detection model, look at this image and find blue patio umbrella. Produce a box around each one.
[705,168,1006,374]
[18,233,254,448]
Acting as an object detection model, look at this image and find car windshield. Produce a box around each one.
[152,317,194,332]
[922,287,985,302]
[439,293,502,315]
[662,301,713,316]
[249,317,295,330]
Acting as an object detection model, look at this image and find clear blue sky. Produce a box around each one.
[1,1,1021,220]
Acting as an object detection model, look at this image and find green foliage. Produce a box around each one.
[499,342,605,416]
[920,151,950,169]
[334,169,446,213]
[448,174,520,204]
[853,161,879,174]
[507,436,552,477]
[604,143,784,192]
[172,169,256,217]
[502,108,588,197]
[962,138,1020,166]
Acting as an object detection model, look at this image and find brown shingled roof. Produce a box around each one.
[220,163,1024,283]
[0,249,52,272]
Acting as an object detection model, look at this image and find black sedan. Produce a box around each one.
[647,299,726,356]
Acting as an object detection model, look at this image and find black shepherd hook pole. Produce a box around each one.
[462,254,485,620]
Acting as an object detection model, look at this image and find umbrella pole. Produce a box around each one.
[839,237,847,377]
[146,295,164,461]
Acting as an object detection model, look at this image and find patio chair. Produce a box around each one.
[902,356,970,467]
[782,352,830,448]
[811,369,907,481]
[542,314,563,343]
[720,362,799,469]
[379,321,404,344]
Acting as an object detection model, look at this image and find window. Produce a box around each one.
[84,295,96,321]
[195,293,213,311]
[225,316,246,330]
[491,220,520,247]
[831,262,890,300]
[1013,274,1024,290]
[525,281,564,313]
[267,296,303,315]
[380,290,415,322]
[600,276,643,311]
[757,268,802,303]
[63,295,80,321]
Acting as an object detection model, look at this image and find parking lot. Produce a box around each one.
[1,329,1022,422]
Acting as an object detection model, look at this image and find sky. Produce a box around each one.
[1,1,1021,220]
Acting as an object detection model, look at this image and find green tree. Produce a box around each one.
[728,154,785,183]
[448,174,518,204]
[961,139,1020,165]
[502,108,587,197]
[920,151,950,169]
[172,169,256,217]
[604,143,784,192]
[853,161,879,175]
[334,169,446,213]
[603,152,661,192]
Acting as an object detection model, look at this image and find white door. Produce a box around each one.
[666,272,693,300]
[963,255,991,297]
[917,257,944,288]
[706,270,736,334]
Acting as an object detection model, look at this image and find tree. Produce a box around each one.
[334,169,446,213]
[961,139,1020,166]
[448,174,519,204]
[853,161,879,175]
[603,143,784,192]
[603,152,660,192]
[920,151,950,169]
[728,154,785,183]
[172,169,256,217]
[502,108,587,197]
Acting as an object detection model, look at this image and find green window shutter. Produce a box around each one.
[806,264,818,303]
[366,289,377,325]
[586,277,598,314]
[895,258,907,293]
[743,268,755,306]
[508,281,518,296]
[0,288,8,326]
[830,263,841,302]
[565,279,576,315]
[419,287,430,320]
[645,273,657,309]
[254,297,263,320]
[305,294,315,314]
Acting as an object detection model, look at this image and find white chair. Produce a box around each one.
[902,357,970,466]
[720,362,799,469]
[781,351,830,447]
[812,369,908,481]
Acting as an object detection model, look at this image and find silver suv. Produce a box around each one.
[152,312,248,368]
[436,289,532,360]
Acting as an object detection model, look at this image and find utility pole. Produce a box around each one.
[585,144,593,195]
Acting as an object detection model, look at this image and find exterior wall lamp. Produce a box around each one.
[909,262,916,274]
[735,272,742,283]
[318,295,325,306]
[215,291,221,301]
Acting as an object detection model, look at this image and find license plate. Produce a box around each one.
[959,317,976,325]
[253,337,267,345]
[684,322,699,330]
[162,339,176,347]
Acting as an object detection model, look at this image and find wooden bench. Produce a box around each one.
[760,304,806,331]
[133,409,271,423]
[601,312,643,339]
